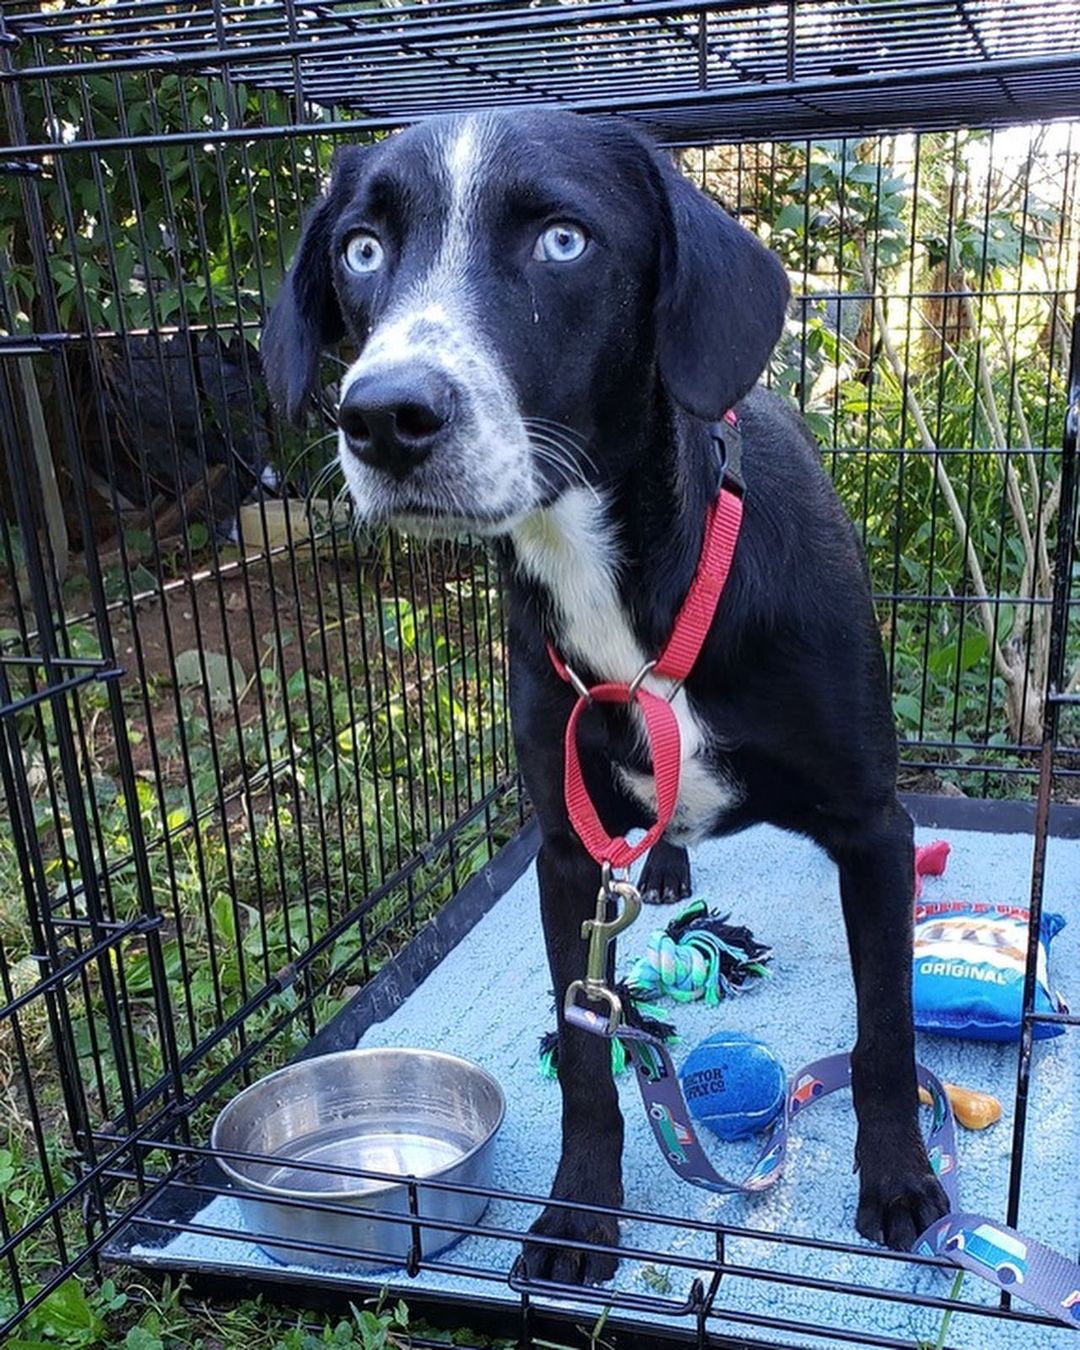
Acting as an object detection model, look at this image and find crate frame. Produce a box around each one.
[2,2,1080,1345]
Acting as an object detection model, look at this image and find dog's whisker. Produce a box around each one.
[539,435,600,481]
[270,432,341,496]
[307,458,344,503]
[528,436,602,507]
[287,431,339,475]
[528,429,587,469]
[523,418,599,474]
[524,416,588,445]
[530,444,591,491]
[329,482,356,534]
[525,428,591,464]
[526,434,599,483]
[528,430,580,460]
[527,436,578,477]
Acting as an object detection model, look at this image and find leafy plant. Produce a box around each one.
[1,72,335,336]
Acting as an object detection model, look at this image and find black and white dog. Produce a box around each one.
[262,109,948,1284]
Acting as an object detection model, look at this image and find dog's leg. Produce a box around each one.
[522,830,623,1284]
[639,837,692,905]
[832,797,949,1249]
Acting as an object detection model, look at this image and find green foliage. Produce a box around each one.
[915,1270,966,1350]
[2,106,1076,1346]
[3,1279,126,1350]
[0,553,513,1163]
[1,1277,515,1350]
[270,1299,410,1350]
[532,1308,614,1350]
[771,140,910,268]
[753,130,1072,776]
[1,72,339,335]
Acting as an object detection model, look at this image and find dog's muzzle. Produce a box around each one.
[338,366,456,481]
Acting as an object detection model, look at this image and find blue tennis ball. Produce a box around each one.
[679,1030,786,1142]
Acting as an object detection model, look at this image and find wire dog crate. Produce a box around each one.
[2,2,1080,1347]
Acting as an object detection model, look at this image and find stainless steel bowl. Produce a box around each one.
[211,1047,505,1270]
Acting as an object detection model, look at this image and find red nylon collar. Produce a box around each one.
[548,413,744,868]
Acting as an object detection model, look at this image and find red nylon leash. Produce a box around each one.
[548,414,744,868]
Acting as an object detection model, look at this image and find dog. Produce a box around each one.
[262,108,949,1285]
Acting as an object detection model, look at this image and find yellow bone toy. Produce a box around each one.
[919,1081,1001,1130]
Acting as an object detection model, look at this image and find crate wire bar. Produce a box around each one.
[4,1,1080,146]
[97,805,1080,1350]
[1,0,1080,1346]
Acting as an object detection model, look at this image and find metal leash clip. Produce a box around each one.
[563,861,642,1035]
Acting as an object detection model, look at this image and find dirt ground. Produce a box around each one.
[2,538,1074,803]
[0,532,478,782]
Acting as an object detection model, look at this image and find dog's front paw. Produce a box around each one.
[639,839,692,905]
[855,1145,949,1251]
[522,1203,620,1285]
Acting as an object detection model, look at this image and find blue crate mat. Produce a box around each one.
[132,818,1080,1349]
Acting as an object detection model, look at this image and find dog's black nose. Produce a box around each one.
[338,369,454,479]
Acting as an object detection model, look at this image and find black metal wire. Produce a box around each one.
[79,1150,1066,1338]
[1004,289,1080,1244]
[0,2,1077,152]
[1,3,1079,1345]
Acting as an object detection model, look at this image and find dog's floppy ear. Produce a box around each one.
[262,146,368,423]
[261,195,343,423]
[655,156,790,420]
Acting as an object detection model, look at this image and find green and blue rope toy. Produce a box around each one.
[539,981,677,1079]
[629,899,772,1005]
[538,899,771,1078]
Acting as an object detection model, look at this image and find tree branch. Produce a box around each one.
[860,246,1015,685]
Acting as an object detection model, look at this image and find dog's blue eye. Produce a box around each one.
[343,231,384,274]
[533,223,587,263]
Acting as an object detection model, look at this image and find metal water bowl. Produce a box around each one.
[211,1047,505,1271]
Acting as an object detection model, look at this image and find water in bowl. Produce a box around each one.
[263,1118,469,1195]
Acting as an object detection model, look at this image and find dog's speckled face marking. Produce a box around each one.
[266,110,663,536]
[336,115,539,534]
[264,107,791,549]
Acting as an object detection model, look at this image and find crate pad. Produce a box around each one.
[132,822,1080,1349]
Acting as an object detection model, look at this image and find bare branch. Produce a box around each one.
[860,246,1015,685]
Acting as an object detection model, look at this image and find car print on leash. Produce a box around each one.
[790,1073,824,1113]
[649,1103,693,1164]
[928,1145,954,1177]
[744,1139,784,1191]
[944,1223,1028,1285]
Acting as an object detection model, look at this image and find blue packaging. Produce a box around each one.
[912,899,1068,1042]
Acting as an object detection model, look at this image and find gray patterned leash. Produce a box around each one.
[564,875,1080,1328]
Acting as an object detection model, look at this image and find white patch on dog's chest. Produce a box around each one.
[511,489,741,844]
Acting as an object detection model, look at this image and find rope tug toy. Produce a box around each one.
[538,900,770,1078]
[629,899,772,1005]
[539,982,677,1079]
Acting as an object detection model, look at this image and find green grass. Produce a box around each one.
[4,1277,520,1349]
[0,489,1063,1343]
[0,540,517,1347]
[5,122,1076,1334]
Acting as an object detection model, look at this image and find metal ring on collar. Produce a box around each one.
[560,660,592,703]
[628,659,658,700]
